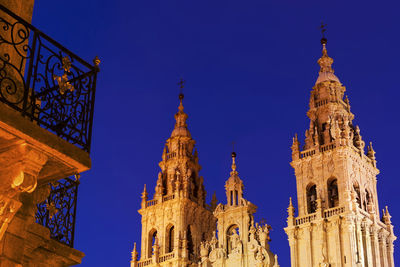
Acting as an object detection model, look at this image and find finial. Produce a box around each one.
[141,184,148,198]
[131,242,138,262]
[231,142,237,171]
[320,22,327,45]
[141,184,148,208]
[93,56,101,70]
[287,197,295,225]
[176,78,185,112]
[384,206,392,220]
[231,141,236,158]
[367,142,376,163]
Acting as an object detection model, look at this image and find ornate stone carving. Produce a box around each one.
[0,141,48,240]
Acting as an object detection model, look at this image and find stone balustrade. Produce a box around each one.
[159,252,175,262]
[146,194,176,208]
[146,199,158,207]
[315,98,329,108]
[300,148,316,158]
[323,206,345,218]
[295,213,317,226]
[136,252,175,267]
[162,194,175,202]
[320,142,336,152]
[137,259,152,267]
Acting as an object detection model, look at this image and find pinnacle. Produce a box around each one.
[315,42,340,84]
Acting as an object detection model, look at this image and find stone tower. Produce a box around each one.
[131,94,216,267]
[285,38,396,267]
[131,94,280,267]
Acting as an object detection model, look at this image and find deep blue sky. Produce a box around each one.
[33,1,399,266]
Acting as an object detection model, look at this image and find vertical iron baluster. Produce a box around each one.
[23,29,37,116]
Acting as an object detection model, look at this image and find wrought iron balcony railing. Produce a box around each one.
[0,4,99,152]
[0,5,99,248]
[35,176,80,247]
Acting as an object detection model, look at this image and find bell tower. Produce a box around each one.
[131,92,216,267]
[285,37,396,267]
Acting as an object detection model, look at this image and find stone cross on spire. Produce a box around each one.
[320,22,327,40]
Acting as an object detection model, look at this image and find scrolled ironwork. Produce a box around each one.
[35,176,79,247]
[0,4,99,152]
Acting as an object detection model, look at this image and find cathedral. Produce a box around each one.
[130,38,396,267]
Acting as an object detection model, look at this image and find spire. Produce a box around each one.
[367,142,377,166]
[141,184,148,209]
[383,206,392,225]
[227,151,241,182]
[142,184,147,196]
[171,92,191,138]
[210,191,218,211]
[131,243,138,261]
[225,150,244,207]
[156,80,206,205]
[287,197,295,217]
[130,243,138,267]
[231,151,238,175]
[171,79,191,138]
[316,37,340,84]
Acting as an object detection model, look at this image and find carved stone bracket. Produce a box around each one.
[0,195,22,240]
[0,139,48,240]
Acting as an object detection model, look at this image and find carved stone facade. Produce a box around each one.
[131,95,279,267]
[285,38,396,267]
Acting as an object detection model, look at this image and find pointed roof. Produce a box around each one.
[316,38,340,84]
[171,93,191,138]
[225,151,243,187]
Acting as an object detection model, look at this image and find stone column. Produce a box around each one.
[329,218,342,266]
[386,239,394,267]
[341,217,357,266]
[362,221,373,267]
[355,219,365,265]
[378,231,388,267]
[370,225,381,267]
[140,215,147,260]
[287,228,298,267]
[304,225,313,267]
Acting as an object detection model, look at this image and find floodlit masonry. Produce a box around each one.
[130,37,396,267]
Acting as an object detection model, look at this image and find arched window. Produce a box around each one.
[186,225,194,256]
[226,224,239,254]
[365,189,372,211]
[353,183,361,209]
[235,190,239,205]
[148,229,157,258]
[165,225,175,253]
[328,179,339,208]
[307,184,317,213]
